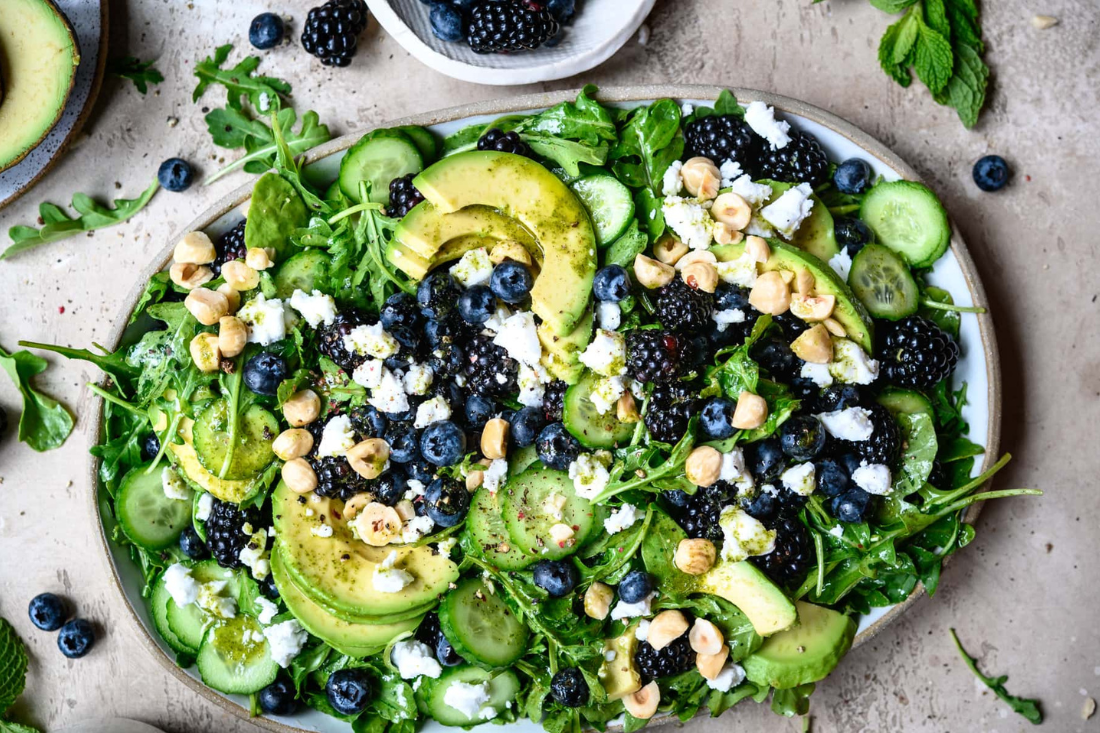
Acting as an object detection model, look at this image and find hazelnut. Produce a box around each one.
[711,192,752,230]
[354,502,403,546]
[778,269,796,285]
[584,582,614,620]
[623,682,660,720]
[549,523,575,547]
[712,221,744,246]
[681,261,718,294]
[170,262,214,290]
[490,240,534,267]
[466,470,485,491]
[791,324,834,364]
[696,645,730,681]
[481,418,510,460]
[343,493,371,520]
[790,293,836,322]
[347,438,390,480]
[674,538,717,575]
[245,247,275,271]
[731,391,768,430]
[395,500,416,521]
[283,389,321,427]
[689,618,725,655]
[272,428,313,461]
[173,231,217,265]
[217,316,249,358]
[217,283,241,314]
[282,458,318,494]
[222,260,260,291]
[647,609,689,651]
[745,235,771,263]
[823,317,847,337]
[685,446,722,487]
[189,332,221,372]
[674,250,717,271]
[653,234,689,265]
[748,271,792,315]
[185,288,230,326]
[633,254,675,289]
[681,157,721,200]
[795,268,815,295]
[616,393,641,423]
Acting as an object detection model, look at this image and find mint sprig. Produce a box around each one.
[0,619,29,715]
[106,56,164,94]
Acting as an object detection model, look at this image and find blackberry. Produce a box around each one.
[477,128,534,159]
[742,485,807,526]
[645,382,697,443]
[301,0,369,67]
[655,277,714,333]
[773,311,809,339]
[683,114,759,167]
[317,309,370,373]
[837,404,901,466]
[466,1,560,54]
[757,131,830,187]
[312,456,371,501]
[388,174,424,218]
[752,517,813,587]
[673,481,735,542]
[751,334,802,382]
[464,334,518,398]
[880,316,960,389]
[635,634,695,682]
[206,499,259,569]
[212,220,247,276]
[542,380,568,422]
[626,330,685,384]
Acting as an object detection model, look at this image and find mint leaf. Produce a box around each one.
[0,345,75,451]
[950,629,1043,724]
[869,0,917,11]
[891,8,921,64]
[937,42,988,128]
[878,14,914,87]
[107,56,164,94]
[0,619,29,714]
[943,0,984,52]
[0,722,41,733]
[912,20,954,94]
[923,0,951,38]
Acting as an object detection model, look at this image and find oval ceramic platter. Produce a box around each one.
[92,85,1000,733]
[365,0,655,85]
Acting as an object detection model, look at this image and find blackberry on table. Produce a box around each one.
[477,128,534,159]
[645,381,697,443]
[836,404,901,466]
[464,334,518,398]
[212,220,247,276]
[655,277,714,333]
[206,499,259,569]
[317,309,370,373]
[627,330,685,384]
[751,517,813,588]
[466,1,560,54]
[635,634,695,682]
[672,481,735,543]
[301,0,369,67]
[541,380,568,422]
[757,130,830,187]
[880,316,960,389]
[683,114,759,167]
[388,174,424,218]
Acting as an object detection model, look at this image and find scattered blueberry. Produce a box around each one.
[664,489,692,508]
[550,667,589,708]
[429,3,465,42]
[700,398,736,440]
[815,458,850,498]
[457,285,496,324]
[385,424,421,464]
[617,570,654,604]
[464,394,496,430]
[157,158,194,193]
[972,155,1010,192]
[389,325,420,351]
[373,469,407,506]
[381,292,421,330]
[715,282,751,311]
[57,619,95,658]
[535,423,582,470]
[28,593,67,631]
[435,632,463,666]
[354,405,389,438]
[592,265,630,302]
[833,158,873,195]
[141,433,161,461]
[741,490,779,525]
[406,459,436,484]
[326,668,373,716]
[258,677,298,715]
[834,217,874,256]
[779,416,826,462]
[832,488,872,523]
[420,421,467,466]
[424,477,470,527]
[243,352,288,396]
[490,261,533,304]
[532,559,578,597]
[811,384,867,414]
[511,406,545,448]
[249,12,285,50]
[178,526,209,560]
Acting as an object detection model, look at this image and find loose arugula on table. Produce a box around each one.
[950,629,1043,724]
[106,56,165,94]
[0,344,74,452]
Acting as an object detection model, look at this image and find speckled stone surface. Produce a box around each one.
[1,1,1098,732]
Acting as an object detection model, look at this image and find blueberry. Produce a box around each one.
[592,265,630,302]
[833,158,873,195]
[550,667,589,708]
[457,285,496,324]
[815,458,850,498]
[532,559,578,597]
[417,272,459,321]
[429,3,465,41]
[259,574,280,600]
[664,489,692,508]
[389,325,421,351]
[385,407,415,424]
[178,526,209,560]
[746,438,786,483]
[258,677,298,715]
[497,408,517,425]
[547,0,576,22]
[741,490,779,524]
[838,453,863,476]
[715,282,751,311]
[406,459,436,484]
[436,632,463,666]
[832,488,872,523]
[353,405,389,437]
[420,421,466,466]
[535,423,582,471]
[243,352,288,396]
[249,12,285,50]
[381,292,421,330]
[812,384,867,414]
[373,469,407,506]
[141,433,161,461]
[511,406,545,448]
[834,217,874,256]
[779,416,826,462]
[57,619,95,658]
[973,155,1010,192]
[700,398,736,440]
[385,424,421,463]
[157,158,194,193]
[452,0,476,8]
[28,593,66,631]
[326,668,372,715]
[489,261,533,304]
[424,477,470,527]
[617,570,654,604]
[424,319,452,346]
[464,394,496,430]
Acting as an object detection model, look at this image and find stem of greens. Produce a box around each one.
[813,531,825,597]
[925,453,1012,511]
[328,201,384,225]
[218,362,243,479]
[145,411,184,475]
[920,298,988,314]
[88,383,148,419]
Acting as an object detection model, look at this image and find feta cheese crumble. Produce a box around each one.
[391,639,443,680]
[706,663,747,692]
[728,175,773,208]
[344,322,399,359]
[238,527,271,580]
[800,361,835,388]
[589,375,627,415]
[255,596,279,625]
[443,681,493,722]
[829,339,880,385]
[662,196,713,250]
[368,367,410,414]
[492,312,541,367]
[450,248,493,288]
[289,289,337,328]
[238,294,287,346]
[829,249,853,282]
[761,183,814,239]
[634,619,651,641]
[568,452,611,500]
[310,523,334,538]
[196,580,237,619]
[610,592,655,620]
[719,449,754,491]
[744,101,792,149]
[719,506,777,562]
[517,363,550,408]
[482,303,513,334]
[852,462,893,495]
[781,462,817,497]
[719,159,744,188]
[163,563,199,607]
[482,459,509,493]
[604,504,641,535]
[597,301,621,331]
[402,515,436,544]
[263,619,308,667]
[414,396,452,429]
[716,250,759,288]
[317,415,356,458]
[816,407,875,441]
[162,467,189,501]
[195,492,213,522]
[352,359,385,389]
[662,160,684,197]
[578,329,627,377]
[403,363,434,395]
[712,307,746,332]
[373,551,415,593]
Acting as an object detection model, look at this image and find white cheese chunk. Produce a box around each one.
[744,101,792,149]
[262,619,308,668]
[289,289,337,328]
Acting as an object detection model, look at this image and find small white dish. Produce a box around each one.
[365,0,655,85]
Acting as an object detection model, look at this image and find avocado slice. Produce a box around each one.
[698,560,798,636]
[271,481,459,617]
[412,151,597,336]
[245,173,310,260]
[271,547,423,657]
[167,438,262,505]
[386,240,431,281]
[386,232,543,284]
[536,307,593,384]
[758,180,839,262]
[598,629,642,701]
[712,239,874,352]
[741,601,856,689]
[395,203,540,262]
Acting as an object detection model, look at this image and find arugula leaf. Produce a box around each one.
[130,272,172,324]
[516,85,616,146]
[0,618,28,715]
[950,629,1043,724]
[3,179,160,259]
[610,99,684,197]
[19,341,140,388]
[0,345,74,451]
[192,44,291,113]
[203,108,331,185]
[107,56,165,94]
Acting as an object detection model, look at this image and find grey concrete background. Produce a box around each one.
[0,0,1098,731]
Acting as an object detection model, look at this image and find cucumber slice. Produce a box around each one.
[196,615,279,695]
[563,371,635,449]
[502,467,597,561]
[151,572,197,655]
[117,464,192,551]
[438,577,529,668]
[848,243,920,321]
[876,387,934,418]
[192,400,278,481]
[427,666,521,726]
[274,249,330,300]
[859,181,950,267]
[340,129,424,204]
[464,488,534,571]
[570,174,635,248]
[395,125,439,164]
[165,561,242,651]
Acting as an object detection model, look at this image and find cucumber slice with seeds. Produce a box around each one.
[571,174,635,248]
[438,577,529,668]
[192,400,278,481]
[848,243,920,321]
[502,467,597,561]
[464,488,534,571]
[117,464,192,551]
[859,181,950,267]
[274,249,330,299]
[563,371,635,449]
[876,387,934,418]
[165,561,242,651]
[427,666,521,726]
[395,125,439,164]
[151,572,197,655]
[340,129,424,204]
[196,614,279,695]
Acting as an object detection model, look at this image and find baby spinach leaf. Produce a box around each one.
[894,412,938,492]
[610,99,684,197]
[641,511,697,601]
[516,85,616,145]
[192,44,291,113]
[0,345,74,452]
[107,56,164,94]
[0,618,29,714]
[524,134,609,177]
[950,629,1043,724]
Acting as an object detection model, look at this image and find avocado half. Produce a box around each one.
[0,0,80,172]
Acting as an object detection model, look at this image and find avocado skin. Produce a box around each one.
[741,601,857,689]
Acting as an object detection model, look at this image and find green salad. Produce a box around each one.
[42,87,1037,731]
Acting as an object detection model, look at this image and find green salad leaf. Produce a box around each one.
[0,619,28,715]
[950,629,1043,724]
[0,344,74,451]
[193,44,291,112]
[107,56,164,94]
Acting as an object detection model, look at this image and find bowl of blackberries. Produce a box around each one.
[365,0,655,84]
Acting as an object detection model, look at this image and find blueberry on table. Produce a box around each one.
[550,667,589,708]
[457,285,496,324]
[243,352,288,396]
[973,155,1010,192]
[490,261,533,304]
[535,423,581,470]
[617,570,654,604]
[157,158,194,193]
[57,618,95,658]
[430,3,465,42]
[532,559,578,597]
[178,526,209,560]
[510,405,545,448]
[593,265,630,302]
[834,216,874,256]
[420,421,466,466]
[423,477,470,527]
[700,397,736,440]
[259,677,298,715]
[779,415,826,462]
[249,12,285,50]
[833,158,873,195]
[28,593,67,631]
[326,668,373,715]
